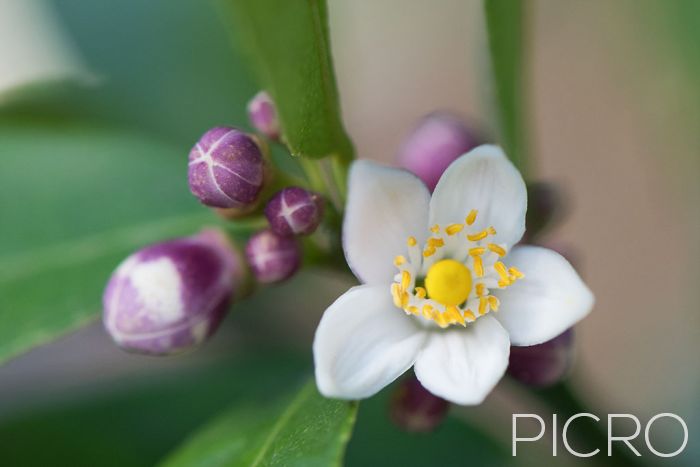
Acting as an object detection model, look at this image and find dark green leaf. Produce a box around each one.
[224,0,354,162]
[483,0,529,174]
[0,118,212,364]
[161,380,358,467]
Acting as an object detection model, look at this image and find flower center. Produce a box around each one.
[424,259,472,306]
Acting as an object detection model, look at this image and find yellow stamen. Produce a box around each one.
[476,283,486,297]
[464,309,476,321]
[407,305,419,315]
[445,224,464,235]
[473,256,484,277]
[434,311,449,328]
[407,236,417,247]
[401,270,411,290]
[391,283,402,307]
[427,237,445,248]
[423,246,436,257]
[414,286,427,299]
[488,226,497,235]
[467,230,490,242]
[466,209,478,226]
[478,296,489,315]
[469,247,486,257]
[422,304,434,319]
[498,280,510,288]
[446,305,466,326]
[488,296,500,311]
[509,266,525,279]
[393,255,406,266]
[494,261,511,284]
[430,224,440,233]
[487,243,507,257]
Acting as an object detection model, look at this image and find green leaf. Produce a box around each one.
[224,0,353,162]
[161,380,358,467]
[483,0,529,174]
[0,117,212,365]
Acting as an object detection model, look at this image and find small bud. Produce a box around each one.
[103,229,244,355]
[188,127,265,209]
[524,182,567,241]
[247,91,280,140]
[508,329,574,387]
[397,112,481,191]
[390,375,450,432]
[245,229,301,284]
[264,187,324,236]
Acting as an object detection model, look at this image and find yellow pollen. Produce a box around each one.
[435,311,449,328]
[464,309,476,321]
[422,246,436,257]
[498,280,510,288]
[393,255,406,266]
[424,259,472,306]
[414,286,427,299]
[445,224,464,235]
[466,209,478,225]
[422,304,434,319]
[430,224,440,233]
[401,270,411,290]
[469,247,486,257]
[488,296,500,311]
[391,283,402,307]
[487,243,507,257]
[427,237,445,248]
[478,296,489,315]
[467,230,489,242]
[476,283,486,297]
[509,266,525,279]
[473,256,484,277]
[407,236,417,247]
[446,306,466,326]
[407,305,419,315]
[488,226,497,235]
[494,261,510,283]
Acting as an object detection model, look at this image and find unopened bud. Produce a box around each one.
[397,112,481,191]
[245,229,301,283]
[188,127,264,209]
[390,375,450,432]
[103,229,243,355]
[524,182,567,241]
[508,329,574,387]
[265,187,324,236]
[247,91,280,140]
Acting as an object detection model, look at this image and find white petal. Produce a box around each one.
[343,160,430,285]
[313,285,426,399]
[414,316,510,405]
[494,246,594,346]
[429,145,527,248]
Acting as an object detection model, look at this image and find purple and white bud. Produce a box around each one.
[245,229,301,284]
[390,375,450,432]
[508,329,574,387]
[264,187,324,236]
[103,229,244,355]
[247,91,280,140]
[397,112,481,191]
[188,126,265,209]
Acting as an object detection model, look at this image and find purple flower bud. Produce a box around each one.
[524,182,567,241]
[508,329,574,387]
[103,229,244,355]
[390,375,450,433]
[188,127,265,209]
[247,91,280,140]
[264,187,324,236]
[397,112,481,191]
[245,229,301,283]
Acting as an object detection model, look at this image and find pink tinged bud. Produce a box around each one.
[390,376,450,433]
[397,112,481,191]
[245,229,301,284]
[508,329,574,387]
[102,230,243,355]
[264,187,324,236]
[188,127,265,209]
[247,91,280,140]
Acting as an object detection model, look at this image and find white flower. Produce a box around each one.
[313,145,594,405]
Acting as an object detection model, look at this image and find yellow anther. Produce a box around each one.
[407,236,417,247]
[393,255,406,266]
[422,304,434,319]
[466,209,478,226]
[401,291,409,307]
[469,247,486,257]
[509,266,525,279]
[488,295,500,311]
[487,243,507,257]
[488,226,497,235]
[498,280,510,288]
[422,246,436,257]
[476,283,486,297]
[467,230,489,242]
[445,223,464,236]
[430,224,440,233]
[494,261,510,283]
[478,296,489,315]
[401,270,411,290]
[427,237,445,248]
[391,283,402,307]
[415,286,427,299]
[425,259,473,306]
[464,309,476,321]
[407,305,419,315]
[446,306,466,326]
[435,311,449,328]
[473,256,484,277]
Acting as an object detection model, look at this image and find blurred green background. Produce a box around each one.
[0,0,698,466]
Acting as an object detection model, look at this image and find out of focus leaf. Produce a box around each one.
[0,352,308,467]
[161,380,357,467]
[0,118,212,365]
[483,0,529,174]
[224,0,353,162]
